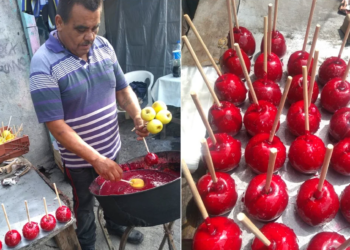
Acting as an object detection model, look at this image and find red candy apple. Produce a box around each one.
[260,30,287,58]
[214,73,247,106]
[318,57,347,85]
[243,100,279,136]
[249,78,282,106]
[251,223,298,250]
[307,232,349,250]
[197,172,238,215]
[321,78,350,113]
[22,222,39,240]
[329,107,350,141]
[287,74,319,104]
[331,138,350,175]
[220,48,251,79]
[56,206,72,223]
[208,101,242,136]
[40,214,57,231]
[144,153,159,165]
[296,178,339,226]
[207,133,241,172]
[287,51,313,77]
[192,217,242,250]
[244,174,288,221]
[254,53,283,82]
[227,27,256,57]
[4,230,21,247]
[245,133,286,174]
[340,184,350,223]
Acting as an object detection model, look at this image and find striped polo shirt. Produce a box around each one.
[30,31,128,168]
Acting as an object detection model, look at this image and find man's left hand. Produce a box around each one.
[133,115,149,140]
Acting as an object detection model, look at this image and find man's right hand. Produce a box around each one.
[91,156,123,182]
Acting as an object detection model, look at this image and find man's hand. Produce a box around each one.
[91,156,123,182]
[134,115,150,140]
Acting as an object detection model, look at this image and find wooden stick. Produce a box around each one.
[302,0,317,51]
[43,197,49,219]
[6,116,12,132]
[273,0,279,31]
[182,36,222,107]
[342,58,350,82]
[201,139,218,183]
[25,200,31,223]
[183,15,222,76]
[336,239,350,250]
[268,4,273,56]
[269,76,292,142]
[308,50,319,107]
[339,14,350,59]
[143,138,150,153]
[237,213,271,246]
[1,122,4,134]
[306,25,320,70]
[1,204,11,231]
[303,66,310,131]
[227,0,235,47]
[264,16,268,74]
[182,159,209,219]
[191,92,217,144]
[13,125,17,138]
[234,43,259,104]
[265,148,278,193]
[231,0,240,29]
[15,124,23,138]
[53,183,62,207]
[317,144,334,192]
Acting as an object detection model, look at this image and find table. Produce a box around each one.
[151,74,181,107]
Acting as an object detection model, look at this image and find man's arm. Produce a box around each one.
[46,120,123,181]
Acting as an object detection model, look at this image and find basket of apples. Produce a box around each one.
[141,101,173,134]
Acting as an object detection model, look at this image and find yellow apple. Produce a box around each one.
[0,137,4,145]
[156,110,172,124]
[1,130,11,139]
[141,107,156,121]
[152,101,167,114]
[146,119,163,134]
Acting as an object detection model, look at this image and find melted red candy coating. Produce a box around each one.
[318,57,347,85]
[0,240,2,250]
[227,26,256,56]
[249,78,282,106]
[40,214,57,231]
[214,73,247,106]
[321,78,350,113]
[260,30,287,58]
[207,133,241,172]
[245,133,286,174]
[99,170,177,195]
[22,222,39,240]
[288,133,326,174]
[341,184,350,223]
[220,48,251,79]
[329,107,350,141]
[56,206,72,223]
[144,153,159,166]
[192,217,242,250]
[254,53,283,82]
[243,100,279,136]
[287,74,319,104]
[307,232,349,250]
[331,138,350,175]
[251,223,298,250]
[244,174,288,221]
[287,100,321,136]
[296,178,339,226]
[287,50,313,77]
[208,101,242,136]
[5,230,21,247]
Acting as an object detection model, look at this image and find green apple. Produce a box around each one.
[146,119,163,134]
[152,101,167,114]
[156,110,172,124]
[141,107,156,121]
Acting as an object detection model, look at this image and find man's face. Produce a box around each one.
[56,4,101,58]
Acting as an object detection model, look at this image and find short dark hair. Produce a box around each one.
[57,0,103,23]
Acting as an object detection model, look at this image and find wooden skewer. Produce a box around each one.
[227,0,235,47]
[131,123,147,132]
[268,4,273,56]
[25,200,31,223]
[6,116,12,132]
[191,92,217,144]
[15,124,23,138]
[306,25,320,70]
[231,0,240,29]
[264,16,268,74]
[234,43,259,105]
[308,50,319,107]
[338,14,350,59]
[302,0,317,52]
[182,159,209,219]
[1,204,11,231]
[13,125,17,138]
[303,66,310,132]
[269,76,292,142]
[183,15,222,76]
[237,213,271,246]
[1,122,4,134]
[53,183,62,207]
[342,58,350,82]
[336,238,350,250]
[273,0,279,32]
[182,36,222,107]
[265,148,278,193]
[43,197,49,219]
[317,144,334,192]
[201,139,218,183]
[143,138,150,153]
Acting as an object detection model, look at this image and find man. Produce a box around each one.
[29,0,148,249]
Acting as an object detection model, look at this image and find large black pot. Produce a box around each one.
[90,151,180,227]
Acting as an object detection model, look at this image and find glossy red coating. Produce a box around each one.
[254,53,283,82]
[144,153,159,166]
[220,48,251,79]
[245,133,286,174]
[251,223,298,250]
[197,172,238,215]
[287,74,319,104]
[214,73,247,106]
[321,78,350,113]
[40,214,57,231]
[249,78,282,106]
[243,100,279,136]
[340,184,350,223]
[227,26,256,56]
[207,133,241,172]
[244,174,288,221]
[192,217,242,250]
[288,132,326,174]
[208,101,242,136]
[318,57,347,85]
[331,138,350,175]
[22,222,39,240]
[260,30,287,58]
[329,107,350,141]
[287,50,313,77]
[307,232,349,250]
[56,206,72,223]
[296,178,339,226]
[4,230,21,247]
[287,101,321,136]
[0,240,2,250]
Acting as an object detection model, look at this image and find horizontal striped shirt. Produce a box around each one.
[30,31,127,168]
